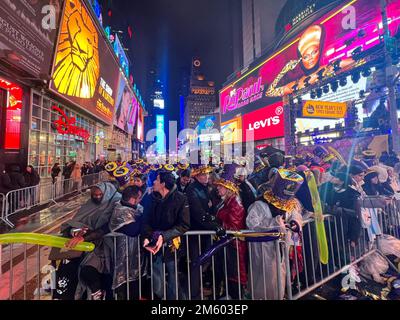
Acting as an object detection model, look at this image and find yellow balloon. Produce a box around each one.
[0,233,95,252]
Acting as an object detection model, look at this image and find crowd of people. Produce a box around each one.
[45,146,400,300]
[0,164,40,195]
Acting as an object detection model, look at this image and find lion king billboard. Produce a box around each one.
[49,0,120,125]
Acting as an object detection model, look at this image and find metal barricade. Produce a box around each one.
[0,212,392,301]
[1,172,108,229]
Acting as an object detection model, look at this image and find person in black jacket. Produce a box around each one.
[51,163,61,184]
[9,165,26,190]
[141,170,190,300]
[185,164,225,299]
[363,170,394,196]
[0,163,12,195]
[24,165,41,206]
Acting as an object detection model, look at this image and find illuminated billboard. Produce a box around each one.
[0,0,62,77]
[137,106,144,142]
[221,117,242,145]
[156,115,165,154]
[114,73,137,134]
[114,34,129,77]
[154,99,165,109]
[242,102,285,142]
[219,0,400,122]
[50,0,121,125]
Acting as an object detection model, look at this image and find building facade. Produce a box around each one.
[184,58,217,129]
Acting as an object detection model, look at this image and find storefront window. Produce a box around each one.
[30,91,100,178]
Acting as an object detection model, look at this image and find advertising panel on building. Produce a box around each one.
[137,106,144,142]
[113,34,129,77]
[220,0,400,123]
[242,102,285,142]
[114,72,136,134]
[0,0,62,77]
[49,0,121,125]
[221,117,242,145]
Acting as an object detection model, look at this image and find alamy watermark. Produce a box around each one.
[41,5,57,30]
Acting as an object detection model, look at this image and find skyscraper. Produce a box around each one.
[184,58,217,129]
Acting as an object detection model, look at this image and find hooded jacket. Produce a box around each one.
[9,165,27,190]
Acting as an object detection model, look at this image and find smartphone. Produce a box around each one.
[145,239,157,248]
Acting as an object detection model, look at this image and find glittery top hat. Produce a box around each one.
[214,163,240,194]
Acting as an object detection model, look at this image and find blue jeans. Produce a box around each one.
[152,253,179,300]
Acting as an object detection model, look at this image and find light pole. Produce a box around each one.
[381,0,400,153]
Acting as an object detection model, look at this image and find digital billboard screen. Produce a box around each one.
[114,73,137,134]
[137,106,144,142]
[219,0,400,123]
[0,0,62,77]
[50,0,121,125]
[154,99,165,109]
[221,117,242,145]
[242,102,285,142]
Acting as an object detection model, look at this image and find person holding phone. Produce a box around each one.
[141,170,190,300]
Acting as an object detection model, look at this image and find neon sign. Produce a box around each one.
[52,106,90,144]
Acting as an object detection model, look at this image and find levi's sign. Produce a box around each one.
[242,102,284,142]
[302,101,347,119]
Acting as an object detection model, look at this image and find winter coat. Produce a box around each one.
[216,195,248,285]
[9,165,26,190]
[141,185,190,261]
[238,180,256,212]
[51,166,61,182]
[0,170,13,194]
[71,164,82,182]
[185,179,220,231]
[24,167,40,187]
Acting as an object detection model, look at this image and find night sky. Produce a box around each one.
[100,0,284,125]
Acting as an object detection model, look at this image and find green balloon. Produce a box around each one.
[0,233,95,252]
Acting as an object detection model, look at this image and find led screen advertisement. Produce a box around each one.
[114,73,137,134]
[219,0,400,123]
[50,0,121,125]
[137,106,144,142]
[242,102,285,142]
[221,117,242,145]
[0,0,62,77]
[156,114,165,154]
[113,34,129,77]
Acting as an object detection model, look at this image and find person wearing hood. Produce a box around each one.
[141,170,190,300]
[53,182,122,300]
[0,163,12,195]
[104,186,148,300]
[363,170,394,196]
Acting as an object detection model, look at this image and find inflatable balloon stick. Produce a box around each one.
[305,171,329,265]
[0,233,95,252]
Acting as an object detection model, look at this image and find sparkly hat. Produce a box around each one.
[214,164,240,194]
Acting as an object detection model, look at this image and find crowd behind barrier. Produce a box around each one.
[2,148,400,301]
[0,196,399,301]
